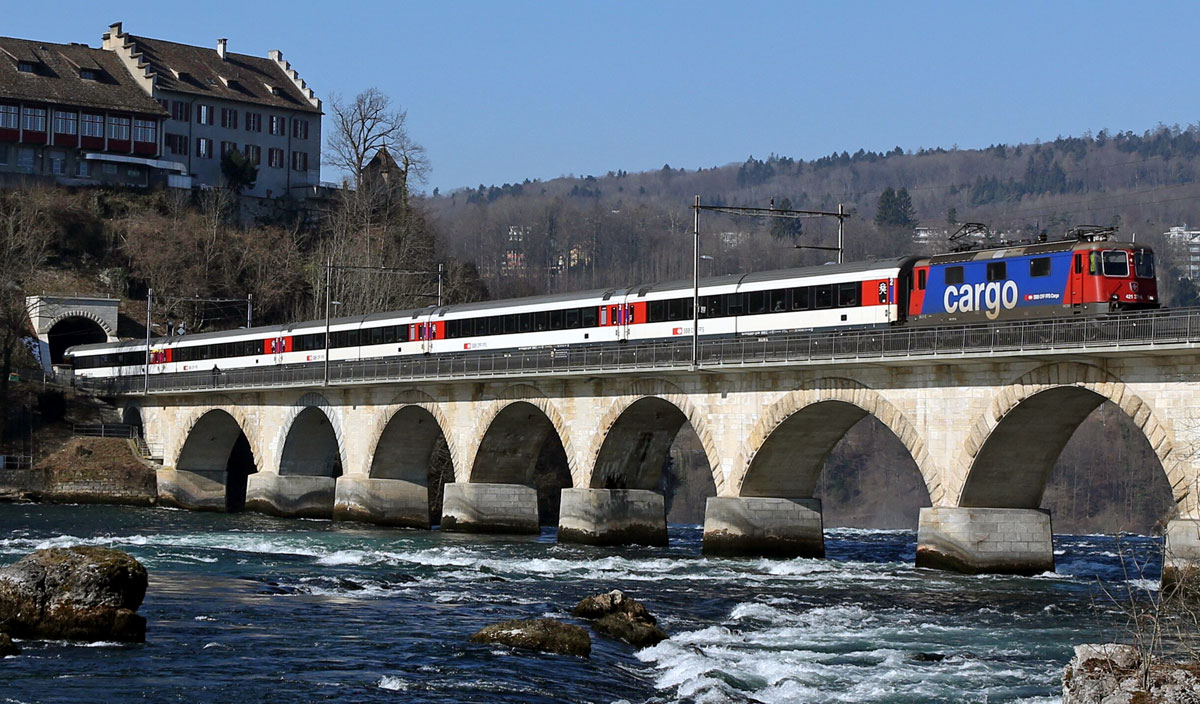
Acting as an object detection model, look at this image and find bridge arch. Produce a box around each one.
[368,390,454,482]
[956,362,1185,512]
[466,384,575,486]
[276,392,346,478]
[731,378,940,504]
[175,406,258,511]
[585,378,722,493]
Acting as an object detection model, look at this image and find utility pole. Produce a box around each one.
[323,256,332,386]
[692,195,700,370]
[247,293,253,328]
[144,288,152,395]
[438,263,444,306]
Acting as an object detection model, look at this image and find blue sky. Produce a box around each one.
[6,2,1198,193]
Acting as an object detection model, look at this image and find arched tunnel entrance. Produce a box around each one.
[47,316,107,364]
[175,410,258,512]
[469,401,572,525]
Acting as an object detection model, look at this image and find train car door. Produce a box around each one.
[1069,251,1086,308]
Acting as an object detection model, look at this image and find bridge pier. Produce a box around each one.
[557,488,668,546]
[156,468,226,511]
[332,476,429,529]
[701,497,825,558]
[916,507,1054,575]
[439,482,539,534]
[244,474,336,519]
[1164,519,1200,591]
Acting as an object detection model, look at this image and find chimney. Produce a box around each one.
[217,38,227,60]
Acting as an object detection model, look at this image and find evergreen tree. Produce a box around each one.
[874,187,897,227]
[769,197,803,240]
[220,149,258,195]
[875,186,918,229]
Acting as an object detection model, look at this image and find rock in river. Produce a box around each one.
[469,618,591,657]
[0,546,147,642]
[572,590,667,647]
[0,632,18,656]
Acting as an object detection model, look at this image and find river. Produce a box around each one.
[0,503,1156,703]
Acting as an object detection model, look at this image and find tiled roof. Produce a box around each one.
[0,37,167,115]
[121,35,322,114]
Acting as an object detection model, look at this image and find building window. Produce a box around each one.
[17,148,34,173]
[127,167,142,177]
[49,151,66,175]
[220,108,238,129]
[269,115,285,136]
[165,133,189,156]
[103,163,117,175]
[81,113,104,138]
[77,159,89,177]
[196,104,214,125]
[221,141,237,156]
[0,104,16,130]
[268,147,284,168]
[17,61,35,74]
[107,115,130,140]
[22,107,46,132]
[243,144,261,165]
[133,119,157,143]
[291,118,309,140]
[196,137,213,158]
[53,111,78,135]
[245,112,262,132]
[80,69,99,81]
[291,150,308,171]
[171,101,190,122]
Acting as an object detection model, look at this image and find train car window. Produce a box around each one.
[1102,250,1130,277]
[945,266,964,285]
[791,287,810,310]
[520,313,532,332]
[550,310,563,330]
[473,317,486,336]
[1135,250,1155,278]
[370,327,383,345]
[599,307,608,326]
[503,315,517,334]
[918,270,927,290]
[986,262,1007,281]
[770,289,788,313]
[706,295,723,318]
[535,312,548,331]
[447,320,459,338]
[814,285,833,309]
[838,282,859,307]
[725,293,744,315]
[382,326,396,344]
[398,326,408,342]
[683,299,694,319]
[649,300,666,322]
[489,316,501,335]
[667,299,682,320]
[566,309,580,328]
[747,291,767,315]
[1030,257,1051,277]
[1075,254,1083,274]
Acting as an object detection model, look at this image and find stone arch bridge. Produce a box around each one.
[122,327,1200,577]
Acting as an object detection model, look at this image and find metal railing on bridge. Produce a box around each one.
[75,306,1200,396]
[72,423,139,439]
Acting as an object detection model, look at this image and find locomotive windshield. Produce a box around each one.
[1134,249,1156,279]
[1101,250,1130,277]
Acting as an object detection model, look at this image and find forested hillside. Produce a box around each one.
[429,124,1200,307]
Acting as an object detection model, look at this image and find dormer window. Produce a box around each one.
[17,61,35,73]
[80,68,99,81]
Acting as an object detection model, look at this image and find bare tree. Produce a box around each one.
[325,88,429,202]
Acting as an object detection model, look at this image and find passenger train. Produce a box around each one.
[68,235,1159,379]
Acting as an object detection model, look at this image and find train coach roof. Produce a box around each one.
[919,238,1146,265]
[635,257,918,295]
[430,287,624,316]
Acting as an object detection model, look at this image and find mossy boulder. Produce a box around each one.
[572,590,667,647]
[0,546,147,642]
[469,618,591,657]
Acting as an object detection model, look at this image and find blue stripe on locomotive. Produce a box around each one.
[921,251,1073,318]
